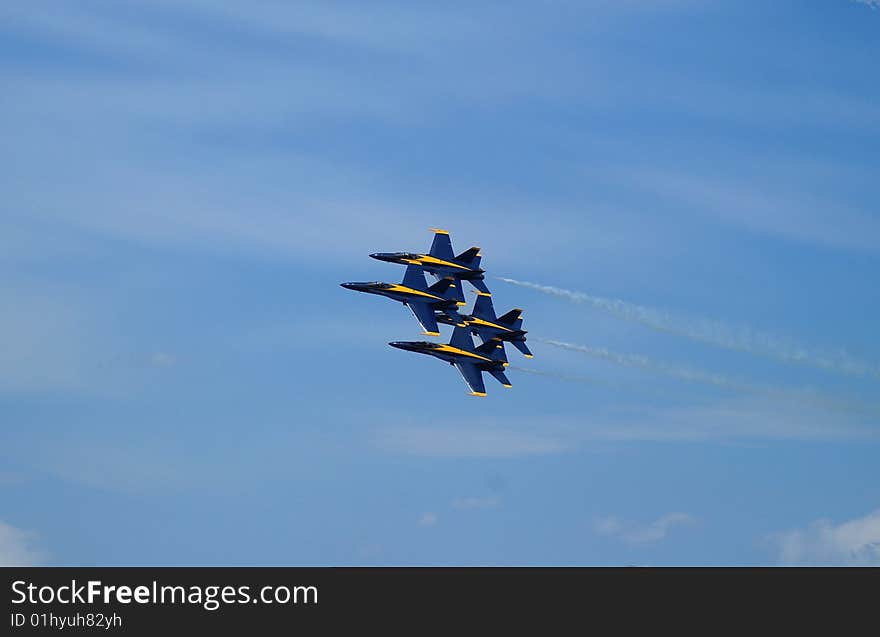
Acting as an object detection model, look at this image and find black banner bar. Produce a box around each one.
[3,567,877,633]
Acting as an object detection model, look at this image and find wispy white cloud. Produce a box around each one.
[452,496,502,510]
[0,472,27,486]
[771,508,880,564]
[376,426,567,458]
[7,1,872,276]
[150,352,176,368]
[628,171,880,254]
[7,0,827,276]
[0,521,45,566]
[417,512,438,528]
[0,283,114,396]
[4,422,373,496]
[0,2,592,268]
[29,439,203,494]
[594,513,696,544]
[374,395,880,456]
[853,0,880,10]
[1,118,577,268]
[576,398,880,443]
[0,277,185,398]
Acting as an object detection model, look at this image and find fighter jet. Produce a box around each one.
[370,228,490,294]
[436,291,533,358]
[389,325,511,397]
[341,264,466,336]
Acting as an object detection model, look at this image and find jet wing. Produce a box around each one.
[407,301,440,336]
[454,361,487,396]
[488,369,512,388]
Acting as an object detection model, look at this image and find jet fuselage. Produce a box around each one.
[370,252,485,281]
[389,340,506,370]
[341,281,445,305]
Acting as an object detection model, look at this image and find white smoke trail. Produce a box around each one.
[509,364,682,400]
[538,338,757,393]
[509,365,604,385]
[537,338,880,417]
[499,277,880,380]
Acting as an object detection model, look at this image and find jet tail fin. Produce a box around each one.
[428,276,465,306]
[456,246,481,269]
[471,291,496,319]
[427,277,453,296]
[474,340,496,357]
[475,340,508,365]
[429,228,455,260]
[497,308,522,325]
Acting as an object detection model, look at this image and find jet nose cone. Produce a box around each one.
[370,252,395,263]
[340,282,357,290]
[389,341,414,351]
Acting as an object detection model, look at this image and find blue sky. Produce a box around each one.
[2,0,879,565]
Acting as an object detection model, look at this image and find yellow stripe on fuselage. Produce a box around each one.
[385,284,442,300]
[467,317,514,332]
[414,254,471,270]
[433,344,492,362]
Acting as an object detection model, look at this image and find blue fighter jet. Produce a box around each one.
[389,325,511,397]
[341,264,466,336]
[436,291,532,357]
[369,228,490,294]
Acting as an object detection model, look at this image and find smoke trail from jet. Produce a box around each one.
[509,365,604,385]
[509,364,680,400]
[499,277,880,380]
[536,338,880,417]
[538,338,758,392]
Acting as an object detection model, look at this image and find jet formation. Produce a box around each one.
[342,229,531,396]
